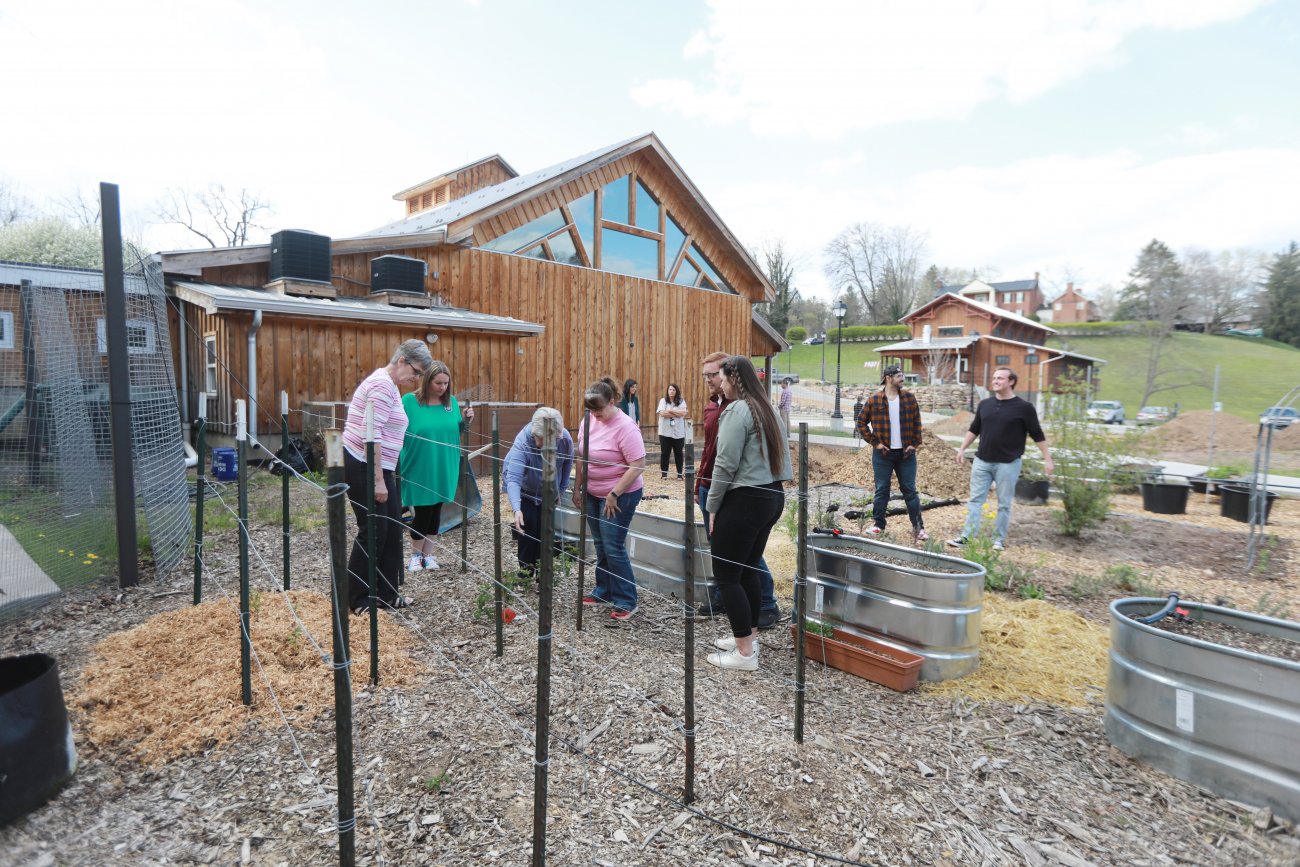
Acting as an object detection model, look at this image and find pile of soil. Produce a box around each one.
[1148,613,1300,663]
[1147,410,1300,453]
[927,410,974,437]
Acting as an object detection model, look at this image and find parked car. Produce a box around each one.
[1260,405,1299,429]
[803,335,824,345]
[1087,400,1125,424]
[1136,406,1172,425]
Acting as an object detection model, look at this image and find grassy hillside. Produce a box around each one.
[763,333,1300,422]
[1048,332,1299,422]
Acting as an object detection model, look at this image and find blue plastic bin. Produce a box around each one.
[211,447,238,481]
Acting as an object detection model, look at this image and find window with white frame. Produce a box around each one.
[96,317,156,354]
[0,311,13,350]
[204,334,218,394]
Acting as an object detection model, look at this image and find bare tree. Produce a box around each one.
[1182,247,1265,333]
[1120,240,1204,405]
[824,222,928,325]
[157,183,272,247]
[753,239,801,334]
[922,345,957,385]
[0,178,36,226]
[51,187,101,228]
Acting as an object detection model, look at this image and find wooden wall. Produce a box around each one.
[187,242,750,435]
[450,160,516,200]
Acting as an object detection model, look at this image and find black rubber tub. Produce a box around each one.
[0,654,78,827]
[1140,480,1190,515]
[1219,484,1278,524]
[1014,479,1050,505]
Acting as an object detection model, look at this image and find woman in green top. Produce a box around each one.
[400,360,474,571]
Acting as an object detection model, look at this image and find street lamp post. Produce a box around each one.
[831,299,847,419]
[820,323,826,382]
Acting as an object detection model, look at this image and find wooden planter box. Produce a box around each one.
[791,624,923,692]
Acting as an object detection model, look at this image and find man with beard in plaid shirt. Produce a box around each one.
[855,364,926,541]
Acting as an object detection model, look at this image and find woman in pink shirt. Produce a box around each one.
[573,377,646,620]
[342,339,432,613]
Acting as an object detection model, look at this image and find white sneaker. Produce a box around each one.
[706,648,758,671]
[866,526,883,536]
[423,555,440,570]
[713,636,760,653]
[407,555,423,573]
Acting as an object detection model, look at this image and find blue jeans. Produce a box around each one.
[961,457,1021,545]
[871,448,922,530]
[698,484,778,613]
[584,489,643,611]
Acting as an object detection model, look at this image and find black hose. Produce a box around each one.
[1134,593,1180,624]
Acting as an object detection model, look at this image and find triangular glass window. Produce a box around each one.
[602,176,630,224]
[634,180,660,232]
[569,193,595,262]
[482,209,566,253]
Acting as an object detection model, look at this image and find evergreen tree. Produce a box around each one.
[1119,240,1202,404]
[1262,242,1300,348]
[755,240,800,334]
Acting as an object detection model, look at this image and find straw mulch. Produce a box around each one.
[924,593,1109,707]
[73,590,427,766]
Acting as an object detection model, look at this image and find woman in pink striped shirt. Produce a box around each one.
[343,339,433,614]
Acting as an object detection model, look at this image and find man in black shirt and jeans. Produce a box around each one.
[947,367,1053,551]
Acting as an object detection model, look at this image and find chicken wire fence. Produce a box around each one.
[0,259,191,624]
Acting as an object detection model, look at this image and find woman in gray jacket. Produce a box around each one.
[705,356,792,671]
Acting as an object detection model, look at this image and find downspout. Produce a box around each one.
[1037,352,1066,416]
[247,309,262,449]
[176,298,189,426]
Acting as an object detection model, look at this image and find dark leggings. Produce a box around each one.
[659,436,684,475]
[345,451,403,608]
[709,481,784,637]
[409,503,444,542]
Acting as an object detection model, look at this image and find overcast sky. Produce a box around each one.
[2,0,1297,300]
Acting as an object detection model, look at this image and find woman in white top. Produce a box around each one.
[656,383,688,480]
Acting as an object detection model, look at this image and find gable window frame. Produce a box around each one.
[1025,353,1039,365]
[995,354,1010,365]
[0,310,13,350]
[937,326,963,338]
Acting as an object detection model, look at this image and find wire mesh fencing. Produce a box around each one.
[0,259,191,624]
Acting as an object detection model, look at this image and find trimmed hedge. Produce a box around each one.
[827,325,910,342]
[786,326,808,341]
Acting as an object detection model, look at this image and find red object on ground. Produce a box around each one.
[502,607,517,625]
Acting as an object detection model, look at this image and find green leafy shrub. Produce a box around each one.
[786,325,807,341]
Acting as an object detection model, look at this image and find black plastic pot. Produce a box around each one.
[1219,484,1278,524]
[1188,476,1215,495]
[1014,478,1050,505]
[0,654,78,827]
[1140,481,1190,515]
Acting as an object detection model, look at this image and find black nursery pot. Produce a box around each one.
[1140,481,1190,515]
[1014,478,1050,505]
[0,654,78,827]
[1218,484,1278,524]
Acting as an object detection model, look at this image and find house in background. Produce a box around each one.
[160,133,785,442]
[876,292,1103,399]
[958,274,1047,320]
[1041,282,1100,324]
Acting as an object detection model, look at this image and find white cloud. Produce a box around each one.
[632,0,1272,138]
[715,146,1300,299]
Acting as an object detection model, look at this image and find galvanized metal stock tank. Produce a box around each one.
[1106,598,1300,823]
[555,504,713,600]
[803,533,985,682]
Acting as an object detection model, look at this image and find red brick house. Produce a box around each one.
[1042,282,1100,324]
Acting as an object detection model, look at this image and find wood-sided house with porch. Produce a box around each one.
[876,292,1103,399]
[160,133,785,445]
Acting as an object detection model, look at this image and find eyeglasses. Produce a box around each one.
[407,360,426,377]
[702,371,721,380]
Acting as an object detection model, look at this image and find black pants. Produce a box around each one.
[409,503,444,542]
[513,497,542,570]
[710,482,784,637]
[345,450,403,608]
[659,436,684,475]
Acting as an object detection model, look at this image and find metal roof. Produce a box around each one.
[363,135,648,239]
[391,154,520,201]
[0,260,152,294]
[905,292,1057,335]
[875,336,980,352]
[170,282,544,336]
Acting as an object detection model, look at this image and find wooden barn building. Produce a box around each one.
[159,133,784,442]
[876,292,1103,400]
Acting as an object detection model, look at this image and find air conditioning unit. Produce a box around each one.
[269,230,331,283]
[371,255,427,295]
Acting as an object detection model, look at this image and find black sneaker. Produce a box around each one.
[756,606,783,630]
[946,537,968,548]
